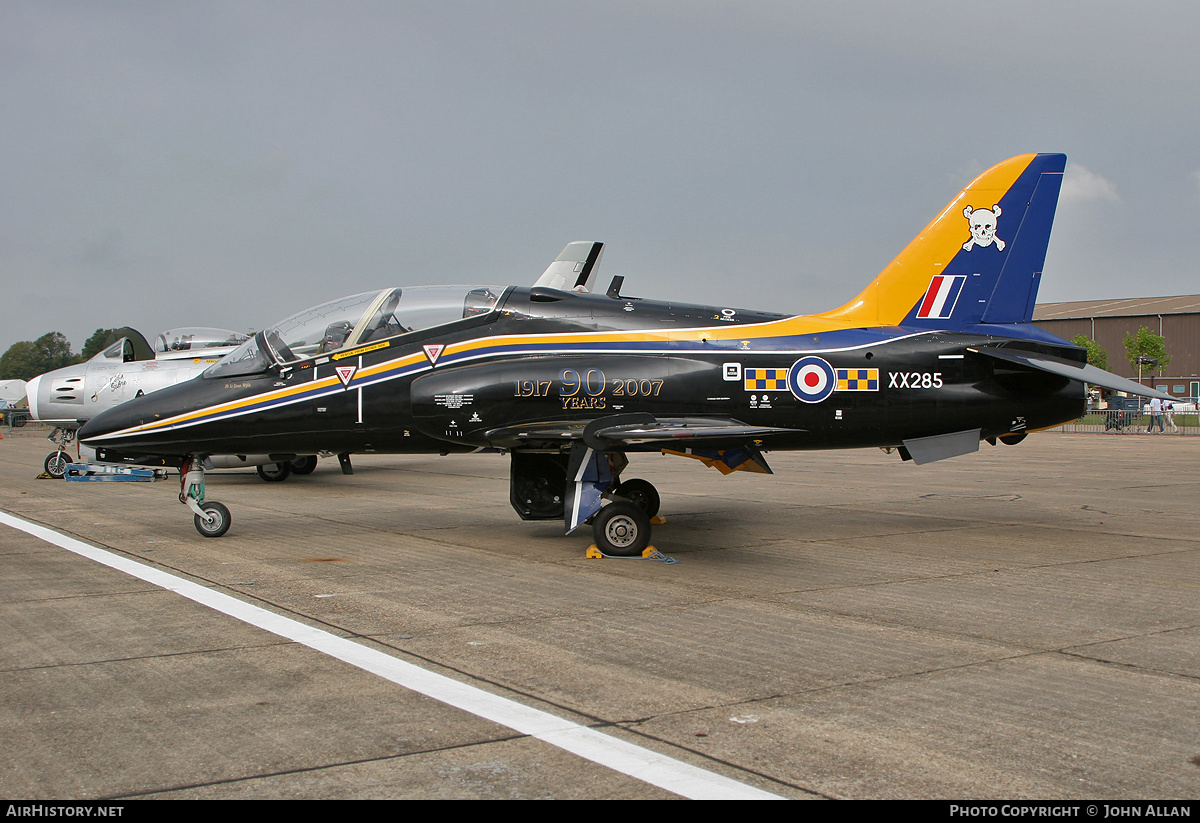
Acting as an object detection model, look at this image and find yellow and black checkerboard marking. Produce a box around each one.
[744,368,788,391]
[836,368,879,391]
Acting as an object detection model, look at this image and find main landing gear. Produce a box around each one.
[509,449,664,557]
[256,462,290,482]
[612,478,660,518]
[592,498,653,556]
[181,457,231,538]
[290,455,318,474]
[256,455,319,482]
[588,476,664,556]
[575,451,664,557]
[591,476,663,556]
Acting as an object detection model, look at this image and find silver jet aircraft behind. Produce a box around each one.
[25,327,318,479]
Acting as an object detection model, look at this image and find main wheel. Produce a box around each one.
[193,501,231,538]
[614,478,660,517]
[257,462,291,482]
[592,501,651,557]
[290,455,318,474]
[44,451,71,479]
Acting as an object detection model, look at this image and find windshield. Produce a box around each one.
[204,285,504,378]
[203,333,272,378]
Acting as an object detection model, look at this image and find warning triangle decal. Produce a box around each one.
[423,344,444,365]
[335,365,357,387]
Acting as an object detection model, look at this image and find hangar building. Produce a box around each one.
[1033,295,1200,398]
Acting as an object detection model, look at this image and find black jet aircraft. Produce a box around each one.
[79,153,1169,552]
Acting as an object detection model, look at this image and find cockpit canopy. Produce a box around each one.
[155,328,250,356]
[205,285,505,378]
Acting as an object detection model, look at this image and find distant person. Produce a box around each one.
[1147,397,1164,433]
[1164,400,1178,432]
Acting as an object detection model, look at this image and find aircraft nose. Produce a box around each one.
[26,362,93,422]
[77,404,122,442]
[24,375,41,420]
[77,396,151,445]
[77,376,202,450]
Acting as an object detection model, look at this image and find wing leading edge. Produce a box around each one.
[484,413,801,451]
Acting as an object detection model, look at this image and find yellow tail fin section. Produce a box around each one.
[816,154,1063,329]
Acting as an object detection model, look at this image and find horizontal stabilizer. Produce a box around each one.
[533,241,605,293]
[972,348,1176,401]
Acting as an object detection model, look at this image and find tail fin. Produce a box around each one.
[818,153,1065,330]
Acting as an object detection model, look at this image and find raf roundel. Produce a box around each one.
[788,356,836,404]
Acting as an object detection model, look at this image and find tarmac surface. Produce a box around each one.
[1,426,1198,799]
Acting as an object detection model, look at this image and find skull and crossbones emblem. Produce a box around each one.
[962,205,1005,252]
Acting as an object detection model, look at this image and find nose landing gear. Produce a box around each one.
[44,450,71,479]
[181,457,231,538]
[42,426,78,479]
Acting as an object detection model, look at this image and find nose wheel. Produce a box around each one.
[193,501,231,538]
[44,451,71,479]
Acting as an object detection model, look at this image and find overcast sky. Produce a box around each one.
[3,1,1198,354]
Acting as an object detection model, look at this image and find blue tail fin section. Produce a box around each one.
[979,155,1065,324]
[902,153,1065,329]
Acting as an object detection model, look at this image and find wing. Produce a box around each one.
[484,412,800,451]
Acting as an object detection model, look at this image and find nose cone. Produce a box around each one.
[78,377,196,450]
[77,396,149,445]
[25,362,88,422]
[77,372,231,458]
[77,389,199,469]
[24,374,41,419]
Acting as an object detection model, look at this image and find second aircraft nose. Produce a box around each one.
[77,379,195,448]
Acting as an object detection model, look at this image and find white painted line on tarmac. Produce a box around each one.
[0,511,783,800]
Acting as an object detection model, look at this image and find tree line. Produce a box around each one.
[0,329,124,381]
[1071,327,1172,379]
